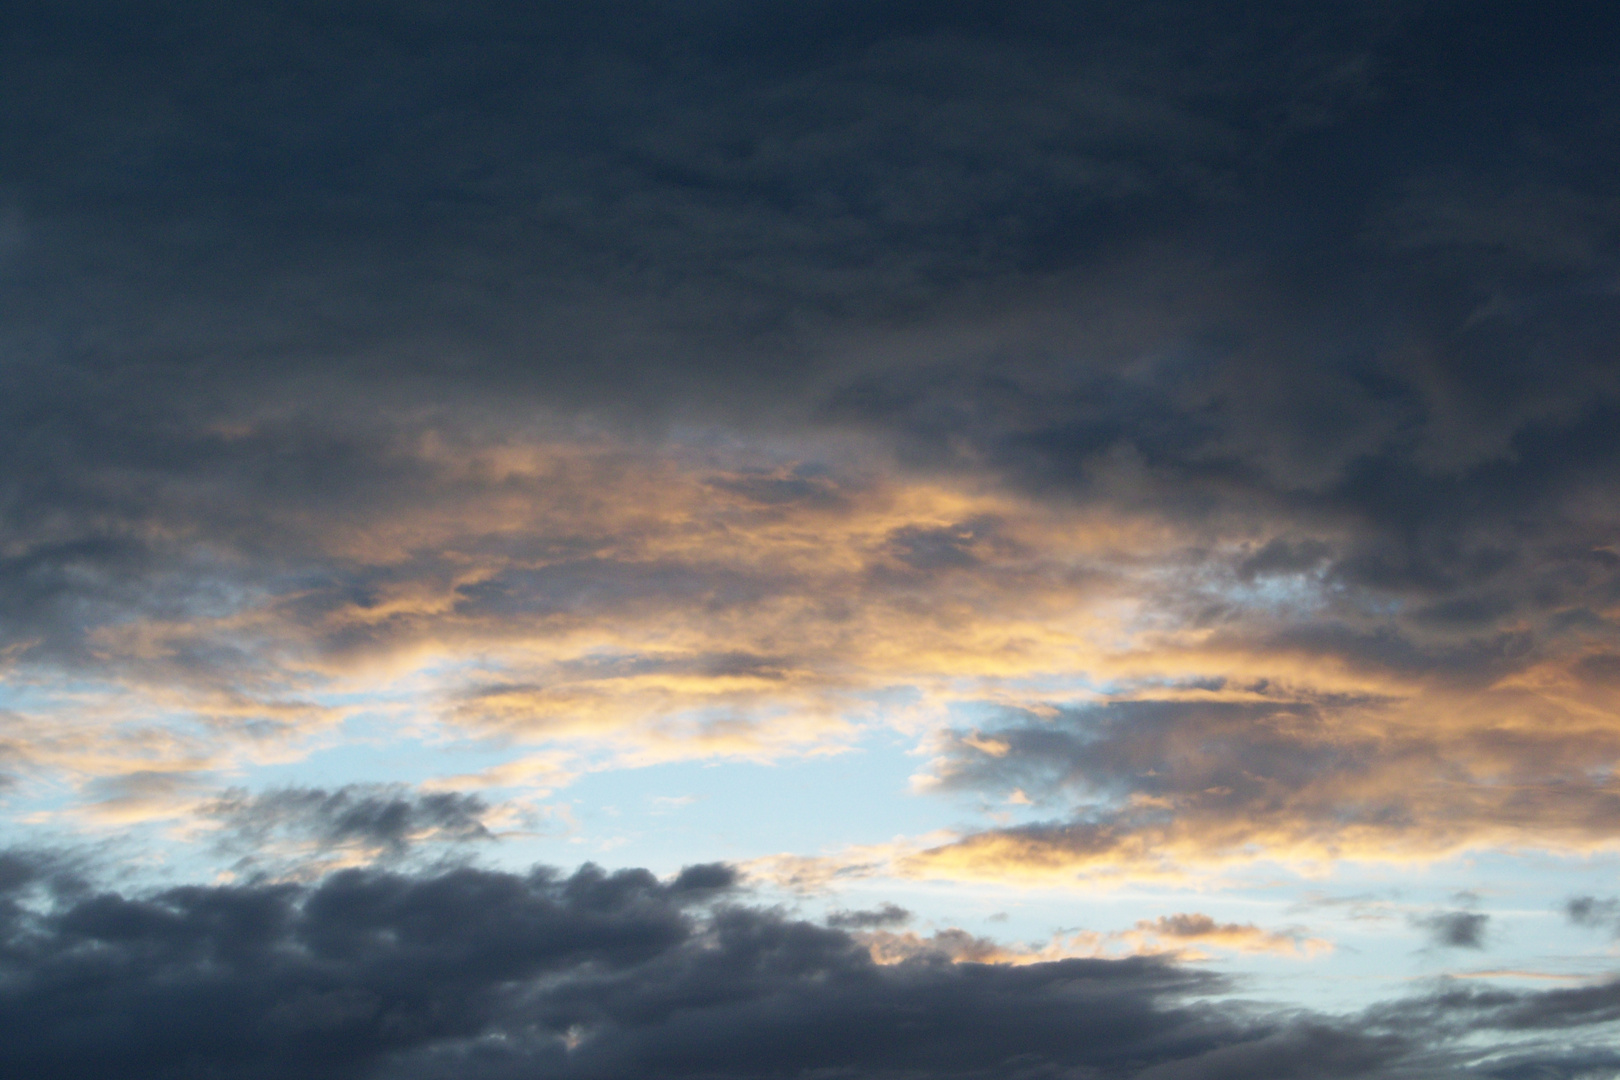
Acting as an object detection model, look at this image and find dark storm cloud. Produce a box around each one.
[0,852,1424,1080]
[0,0,1573,415]
[3,0,1620,910]
[2,0,1618,699]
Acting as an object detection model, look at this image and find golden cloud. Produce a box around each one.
[6,432,1618,882]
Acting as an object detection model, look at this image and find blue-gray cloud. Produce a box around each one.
[0,852,1392,1080]
[1412,911,1490,950]
[4,850,1618,1079]
[204,785,496,864]
[1,2,1616,695]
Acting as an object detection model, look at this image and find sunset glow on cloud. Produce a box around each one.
[6,3,1620,1077]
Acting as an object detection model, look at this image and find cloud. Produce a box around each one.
[0,852,1415,1080]
[1126,913,1332,959]
[857,912,1330,966]
[826,902,912,929]
[7,848,1619,1079]
[0,8,1617,1076]
[1372,974,1620,1066]
[858,926,1032,966]
[198,785,500,874]
[1412,911,1490,950]
[0,440,1207,808]
[1565,895,1620,936]
[899,694,1620,880]
[4,22,1620,1080]
[0,3,1618,882]
[6,418,1617,869]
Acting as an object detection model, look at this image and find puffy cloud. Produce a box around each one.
[5,849,1618,1079]
[0,853,1404,1080]
[1,2,1618,864]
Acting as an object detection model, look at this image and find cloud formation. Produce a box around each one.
[3,851,1616,1080]
[904,692,1620,879]
[5,3,1620,1074]
[0,854,1398,1080]
[858,912,1330,966]
[2,1,1619,841]
[199,785,499,874]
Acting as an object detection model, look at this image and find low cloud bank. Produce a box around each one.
[2,852,1616,1079]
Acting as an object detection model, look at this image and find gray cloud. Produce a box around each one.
[826,902,912,929]
[913,697,1620,874]
[0,852,1415,1080]
[203,785,497,867]
[5,8,1620,1072]
[1565,896,1620,936]
[1412,911,1489,950]
[1,0,1617,706]
[4,849,1619,1080]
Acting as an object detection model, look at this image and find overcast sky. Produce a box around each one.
[5,2,1620,1077]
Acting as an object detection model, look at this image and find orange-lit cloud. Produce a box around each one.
[3,441,1166,796]
[3,430,1618,884]
[857,912,1328,966]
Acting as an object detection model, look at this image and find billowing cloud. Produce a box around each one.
[2,2,1618,849]
[5,3,1620,1073]
[4,851,1617,1080]
[0,853,1401,1080]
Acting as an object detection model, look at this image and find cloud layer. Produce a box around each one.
[8,853,1620,1080]
[3,2,1618,838]
[4,3,1620,1075]
[0,854,1376,1080]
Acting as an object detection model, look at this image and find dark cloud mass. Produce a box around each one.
[0,0,1615,701]
[5,4,1620,1076]
[2,851,1615,1080]
[2,0,1618,691]
[0,854,1399,1080]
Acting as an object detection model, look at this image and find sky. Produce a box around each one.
[4,2,1620,1077]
